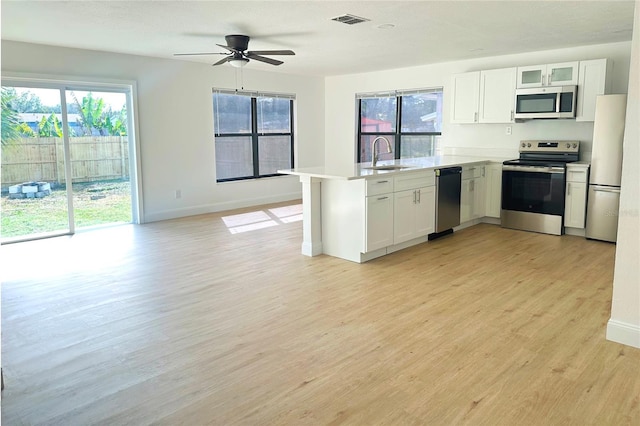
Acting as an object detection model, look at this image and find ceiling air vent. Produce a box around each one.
[331,14,370,25]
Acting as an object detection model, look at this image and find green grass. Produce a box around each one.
[1,180,131,239]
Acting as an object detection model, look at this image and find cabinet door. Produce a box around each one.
[547,62,578,86]
[484,164,502,218]
[415,186,436,237]
[450,72,480,123]
[393,189,416,245]
[565,181,587,228]
[576,59,608,122]
[479,68,516,123]
[517,64,545,88]
[460,179,473,223]
[472,175,486,219]
[365,194,394,252]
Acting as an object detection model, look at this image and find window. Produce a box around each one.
[213,90,294,181]
[357,88,443,163]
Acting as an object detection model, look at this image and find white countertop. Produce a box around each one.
[279,155,508,180]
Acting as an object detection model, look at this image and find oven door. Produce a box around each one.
[502,165,565,215]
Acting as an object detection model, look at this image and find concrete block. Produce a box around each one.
[22,185,38,194]
[9,185,20,194]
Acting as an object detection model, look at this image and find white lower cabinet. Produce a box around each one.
[393,171,436,245]
[365,193,394,252]
[484,163,502,218]
[565,164,589,229]
[393,185,435,245]
[461,166,486,223]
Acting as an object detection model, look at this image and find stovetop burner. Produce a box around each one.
[505,140,581,166]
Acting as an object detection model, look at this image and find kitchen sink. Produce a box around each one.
[363,165,413,171]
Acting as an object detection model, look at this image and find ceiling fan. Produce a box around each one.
[174,34,295,67]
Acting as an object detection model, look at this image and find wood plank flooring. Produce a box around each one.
[2,201,639,425]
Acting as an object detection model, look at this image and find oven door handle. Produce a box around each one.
[502,165,565,174]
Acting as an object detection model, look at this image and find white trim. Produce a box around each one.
[606,319,640,349]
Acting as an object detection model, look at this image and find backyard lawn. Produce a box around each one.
[1,180,131,238]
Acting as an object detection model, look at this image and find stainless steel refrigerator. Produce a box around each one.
[585,94,627,242]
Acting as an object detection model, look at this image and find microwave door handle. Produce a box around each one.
[555,92,561,112]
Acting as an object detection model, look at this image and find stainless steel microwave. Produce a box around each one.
[514,85,577,120]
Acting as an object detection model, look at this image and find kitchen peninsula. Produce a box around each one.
[279,155,504,263]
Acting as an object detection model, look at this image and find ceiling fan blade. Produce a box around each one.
[216,43,239,53]
[212,56,232,66]
[245,53,284,66]
[246,50,295,56]
[174,52,227,56]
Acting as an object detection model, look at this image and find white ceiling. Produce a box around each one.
[1,1,636,76]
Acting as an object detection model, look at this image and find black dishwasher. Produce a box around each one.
[429,166,462,240]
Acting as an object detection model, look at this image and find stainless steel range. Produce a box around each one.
[502,140,580,235]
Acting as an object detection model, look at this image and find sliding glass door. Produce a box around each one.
[1,82,137,243]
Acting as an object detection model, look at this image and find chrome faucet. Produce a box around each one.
[371,136,392,167]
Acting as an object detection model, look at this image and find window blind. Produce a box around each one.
[212,88,295,100]
[356,87,442,99]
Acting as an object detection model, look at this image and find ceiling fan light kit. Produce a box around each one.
[174,34,295,68]
[229,58,249,68]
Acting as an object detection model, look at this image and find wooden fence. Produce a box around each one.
[1,136,129,187]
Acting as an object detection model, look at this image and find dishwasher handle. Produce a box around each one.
[435,166,462,177]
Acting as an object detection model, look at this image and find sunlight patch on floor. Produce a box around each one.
[222,203,302,234]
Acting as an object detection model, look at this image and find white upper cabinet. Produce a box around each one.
[479,67,516,123]
[516,62,578,88]
[450,71,481,123]
[451,68,515,124]
[576,59,610,122]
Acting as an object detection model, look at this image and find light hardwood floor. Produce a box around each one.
[2,201,639,425]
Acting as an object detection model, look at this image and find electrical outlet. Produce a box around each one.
[175,189,182,199]
[506,126,512,135]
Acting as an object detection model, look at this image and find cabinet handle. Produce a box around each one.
[470,180,475,192]
[567,183,571,196]
[474,112,478,122]
[413,190,417,204]
[510,110,514,121]
[417,189,421,203]
[377,196,388,200]
[547,74,551,86]
[376,180,389,184]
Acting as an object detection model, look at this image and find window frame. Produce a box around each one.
[356,88,443,163]
[213,90,295,182]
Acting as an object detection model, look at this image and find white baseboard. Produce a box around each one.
[301,241,323,257]
[144,192,302,223]
[606,319,640,349]
[565,227,586,237]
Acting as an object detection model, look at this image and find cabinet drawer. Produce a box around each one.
[566,168,588,183]
[462,165,483,180]
[394,171,434,192]
[366,177,394,196]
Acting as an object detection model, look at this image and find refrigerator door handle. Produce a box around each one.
[592,186,621,194]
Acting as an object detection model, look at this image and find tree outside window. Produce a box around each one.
[358,89,443,163]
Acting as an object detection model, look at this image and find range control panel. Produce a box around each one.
[519,140,580,153]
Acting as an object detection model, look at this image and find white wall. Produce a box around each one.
[325,41,631,168]
[608,4,640,349]
[1,41,324,222]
